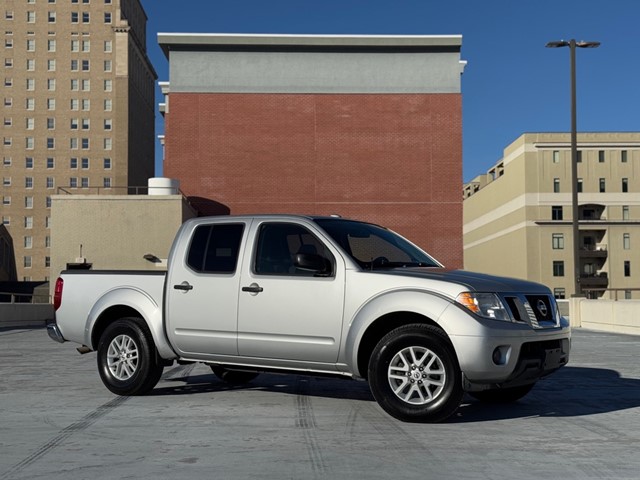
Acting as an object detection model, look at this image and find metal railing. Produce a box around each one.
[0,291,51,304]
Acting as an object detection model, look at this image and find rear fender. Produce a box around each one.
[86,287,176,359]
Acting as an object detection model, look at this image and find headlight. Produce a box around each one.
[456,292,511,321]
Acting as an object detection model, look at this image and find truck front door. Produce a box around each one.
[237,221,345,364]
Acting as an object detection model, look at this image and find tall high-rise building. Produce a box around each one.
[1,0,156,281]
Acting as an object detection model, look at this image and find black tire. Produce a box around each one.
[468,383,535,403]
[210,366,259,385]
[97,318,164,396]
[368,324,463,423]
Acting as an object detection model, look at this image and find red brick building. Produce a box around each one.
[159,34,465,268]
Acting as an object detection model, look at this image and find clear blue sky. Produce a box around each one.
[141,0,640,182]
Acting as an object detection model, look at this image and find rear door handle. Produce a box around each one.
[242,283,263,294]
[174,281,193,291]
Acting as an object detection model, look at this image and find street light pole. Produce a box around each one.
[546,39,600,297]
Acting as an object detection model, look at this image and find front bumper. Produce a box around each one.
[439,303,571,388]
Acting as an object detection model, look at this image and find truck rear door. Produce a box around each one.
[165,220,248,358]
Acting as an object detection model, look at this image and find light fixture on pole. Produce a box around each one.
[546,39,600,297]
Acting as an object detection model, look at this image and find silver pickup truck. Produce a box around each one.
[48,215,570,422]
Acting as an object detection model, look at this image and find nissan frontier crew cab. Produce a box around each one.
[48,215,571,422]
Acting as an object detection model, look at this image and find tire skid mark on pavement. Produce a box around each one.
[294,377,329,476]
[0,396,129,480]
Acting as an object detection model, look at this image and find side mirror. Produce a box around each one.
[294,253,331,275]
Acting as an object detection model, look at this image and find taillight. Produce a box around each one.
[53,277,63,311]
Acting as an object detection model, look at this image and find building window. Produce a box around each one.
[2,177,10,187]
[45,256,51,268]
[598,150,605,163]
[3,118,11,127]
[70,138,78,149]
[104,40,112,52]
[45,235,51,246]
[553,178,560,193]
[623,206,630,220]
[71,59,78,71]
[82,40,90,52]
[47,138,55,149]
[81,157,89,169]
[577,151,582,163]
[25,157,33,168]
[47,98,56,110]
[70,158,78,169]
[47,78,56,91]
[25,177,33,189]
[103,177,111,188]
[577,178,583,193]
[46,197,52,208]
[103,157,111,169]
[621,150,628,163]
[104,99,112,111]
[71,40,79,52]
[622,178,628,193]
[24,256,32,268]
[25,196,33,208]
[553,261,564,277]
[552,233,564,250]
[69,177,78,188]
[71,79,79,91]
[81,99,90,110]
[81,138,89,149]
[71,12,79,23]
[552,150,560,163]
[82,12,90,23]
[27,11,36,23]
[2,216,10,225]
[4,97,12,107]
[27,58,35,71]
[24,236,33,249]
[104,12,111,23]
[70,118,79,130]
[2,196,10,205]
[26,39,35,52]
[47,157,55,169]
[104,119,112,130]
[624,261,631,277]
[81,118,89,130]
[623,233,630,250]
[47,59,56,71]
[81,79,90,91]
[3,137,11,147]
[104,60,112,72]
[25,216,33,228]
[551,206,562,220]
[81,177,89,188]
[104,79,112,91]
[47,117,55,129]
[70,99,79,110]
[104,138,112,150]
[599,178,605,193]
[25,118,34,130]
[25,137,34,149]
[46,177,54,189]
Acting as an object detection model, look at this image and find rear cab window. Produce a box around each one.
[186,223,245,274]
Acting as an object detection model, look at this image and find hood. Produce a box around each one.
[376,268,551,294]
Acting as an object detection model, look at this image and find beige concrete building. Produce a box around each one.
[1,0,156,281]
[464,132,640,299]
[50,192,196,285]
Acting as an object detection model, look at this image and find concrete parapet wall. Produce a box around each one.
[0,304,54,328]
[569,298,640,335]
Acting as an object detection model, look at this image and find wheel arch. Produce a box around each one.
[344,290,457,380]
[86,288,176,359]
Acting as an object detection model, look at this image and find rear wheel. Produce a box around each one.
[368,324,463,423]
[210,366,259,385]
[97,318,164,396]
[468,383,535,403]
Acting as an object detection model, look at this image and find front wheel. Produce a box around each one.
[97,318,164,396]
[368,324,463,423]
[468,383,535,403]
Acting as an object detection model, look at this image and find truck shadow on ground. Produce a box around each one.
[149,365,639,422]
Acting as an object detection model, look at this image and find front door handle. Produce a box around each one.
[174,281,193,292]
[242,283,264,294]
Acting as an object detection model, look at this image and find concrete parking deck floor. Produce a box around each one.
[1,327,638,480]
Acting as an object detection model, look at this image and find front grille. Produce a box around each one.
[502,294,559,329]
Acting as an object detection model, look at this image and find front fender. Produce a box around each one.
[342,289,454,377]
[86,287,176,359]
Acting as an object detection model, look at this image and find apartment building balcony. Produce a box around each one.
[580,244,608,259]
[579,272,609,288]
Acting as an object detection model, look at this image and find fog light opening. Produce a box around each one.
[492,346,510,366]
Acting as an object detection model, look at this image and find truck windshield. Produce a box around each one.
[314,219,442,270]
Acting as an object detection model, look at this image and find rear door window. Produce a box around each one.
[186,224,244,274]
